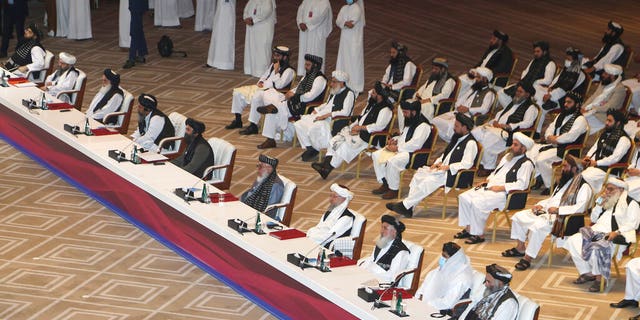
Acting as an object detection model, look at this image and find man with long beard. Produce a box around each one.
[396,57,456,130]
[582,63,627,134]
[85,69,125,124]
[306,183,355,248]
[528,91,588,195]
[240,154,284,220]
[170,118,215,178]
[584,21,627,80]
[464,264,518,320]
[563,178,640,292]
[358,215,410,283]
[503,156,592,271]
[44,52,79,103]
[455,132,535,244]
[379,41,417,102]
[370,100,431,200]
[581,108,631,194]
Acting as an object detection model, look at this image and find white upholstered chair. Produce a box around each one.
[102,89,134,135]
[202,137,237,191]
[329,212,367,260]
[158,112,187,159]
[397,240,425,295]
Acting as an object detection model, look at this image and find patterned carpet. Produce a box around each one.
[1,0,639,319]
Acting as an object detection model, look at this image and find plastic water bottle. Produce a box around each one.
[201,183,210,203]
[255,211,261,233]
[84,117,91,135]
[40,92,47,109]
[131,146,138,164]
[391,290,397,309]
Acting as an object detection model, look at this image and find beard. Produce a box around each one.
[512,95,526,105]
[330,86,341,95]
[375,235,393,249]
[602,191,622,210]
[184,133,195,144]
[602,33,616,43]
[389,56,398,65]
[558,170,574,188]
[561,106,577,116]
[403,114,416,128]
[601,77,613,86]
[98,84,111,95]
[428,72,443,83]
[488,43,499,51]
[471,81,485,91]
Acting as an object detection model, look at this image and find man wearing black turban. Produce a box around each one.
[171,118,215,178]
[86,69,126,124]
[131,93,176,152]
[358,215,410,283]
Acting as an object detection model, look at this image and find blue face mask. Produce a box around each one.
[438,256,447,268]
[346,0,354,4]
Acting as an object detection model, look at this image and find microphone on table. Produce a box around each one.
[372,269,413,310]
[113,139,136,161]
[181,178,206,204]
[297,231,336,269]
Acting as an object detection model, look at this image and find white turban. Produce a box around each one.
[474,67,493,81]
[331,70,349,83]
[330,183,353,201]
[513,132,534,150]
[604,63,623,76]
[608,177,628,190]
[59,52,76,65]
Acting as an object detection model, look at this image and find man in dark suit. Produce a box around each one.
[1,0,29,58]
[123,0,149,69]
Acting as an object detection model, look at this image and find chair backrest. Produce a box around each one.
[622,85,633,116]
[518,103,542,138]
[574,70,591,97]
[71,69,87,110]
[398,240,424,294]
[492,55,518,87]
[168,112,187,150]
[411,64,423,88]
[277,70,297,93]
[350,212,367,260]
[624,45,635,71]
[206,137,237,190]
[27,50,54,83]
[409,124,438,169]
[516,293,540,320]
[115,89,134,134]
[277,174,297,226]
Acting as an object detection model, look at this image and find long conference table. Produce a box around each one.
[0,80,444,319]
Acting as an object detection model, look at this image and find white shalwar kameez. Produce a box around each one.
[533,71,586,133]
[85,88,125,122]
[497,60,555,109]
[471,102,537,169]
[194,0,215,31]
[131,113,168,152]
[177,0,195,18]
[238,66,295,124]
[371,123,430,191]
[119,0,131,48]
[296,0,332,75]
[55,0,70,38]
[294,88,354,151]
[243,0,276,78]
[623,258,640,301]
[67,2,92,40]
[416,249,474,310]
[335,1,365,93]
[581,135,631,194]
[623,78,640,115]
[458,154,534,236]
[397,76,456,131]
[402,135,477,210]
[154,0,180,27]
[457,48,498,100]
[510,179,592,258]
[306,200,353,245]
[433,87,495,142]
[358,240,410,284]
[207,0,235,70]
[45,70,79,103]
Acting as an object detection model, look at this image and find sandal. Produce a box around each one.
[454,229,471,239]
[502,248,525,257]
[465,235,485,244]
[573,274,596,284]
[515,258,531,270]
[589,279,605,292]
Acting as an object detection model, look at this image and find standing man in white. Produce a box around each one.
[67,1,92,40]
[154,0,180,27]
[177,0,195,18]
[243,0,277,78]
[335,0,365,95]
[207,0,236,70]
[195,0,216,32]
[119,0,131,48]
[296,0,332,76]
[55,0,69,38]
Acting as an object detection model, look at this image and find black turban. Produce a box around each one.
[608,20,624,35]
[304,54,323,68]
[138,93,158,110]
[400,100,421,112]
[381,214,406,235]
[565,91,583,105]
[27,23,43,39]
[493,29,509,42]
[273,46,290,56]
[258,154,278,169]
[391,41,408,53]
[565,47,582,60]
[518,81,535,96]
[103,69,120,87]
[533,41,549,52]
[455,112,475,130]
[374,81,389,98]
[486,264,512,284]
[442,242,461,257]
[607,108,627,125]
[185,118,205,134]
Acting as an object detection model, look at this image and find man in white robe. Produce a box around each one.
[206,0,235,70]
[67,2,92,40]
[6,24,46,77]
[228,46,295,132]
[256,54,327,149]
[154,0,180,27]
[358,215,410,284]
[86,69,125,124]
[505,157,592,271]
[583,21,626,81]
[416,242,474,312]
[296,0,332,76]
[295,70,354,162]
[56,0,69,38]
[119,0,131,48]
[581,108,631,194]
[582,63,627,134]
[397,57,456,129]
[465,264,519,320]
[625,149,640,202]
[455,133,535,244]
[243,0,276,78]
[472,83,538,173]
[307,183,355,247]
[336,0,365,94]
[432,67,495,143]
[311,82,393,179]
[44,52,79,103]
[610,257,640,314]
[387,113,477,218]
[131,94,176,152]
[370,100,431,199]
[194,0,215,31]
[563,178,640,292]
[528,91,588,194]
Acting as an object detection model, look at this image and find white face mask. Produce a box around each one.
[564,60,572,68]
[438,256,447,268]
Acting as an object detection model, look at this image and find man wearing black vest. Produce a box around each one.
[255,53,327,149]
[86,69,125,124]
[497,41,556,118]
[581,108,631,194]
[44,52,79,103]
[562,178,640,292]
[455,132,534,244]
[464,264,518,320]
[397,57,455,129]
[371,100,431,200]
[378,41,417,102]
[131,94,176,152]
[171,118,215,179]
[312,81,393,179]
[528,91,588,195]
[306,183,355,248]
[387,113,478,218]
[504,156,592,271]
[584,21,627,81]
[294,70,354,162]
[4,23,45,77]
[472,82,538,176]
[358,215,410,283]
[457,30,513,100]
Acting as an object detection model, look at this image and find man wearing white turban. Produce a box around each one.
[44,52,79,103]
[306,183,355,247]
[294,70,354,162]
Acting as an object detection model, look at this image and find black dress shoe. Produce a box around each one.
[386,202,413,218]
[257,105,278,114]
[301,149,319,162]
[531,176,543,190]
[540,188,550,196]
[135,56,146,63]
[610,299,639,308]
[239,123,258,135]
[122,60,135,69]
[225,119,242,129]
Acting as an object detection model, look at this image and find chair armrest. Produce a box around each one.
[55,89,81,99]
[434,98,456,116]
[202,163,232,180]
[102,111,127,123]
[157,136,183,153]
[507,189,528,195]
